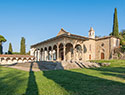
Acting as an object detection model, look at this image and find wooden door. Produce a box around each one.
[89,55,91,60]
[101,53,104,59]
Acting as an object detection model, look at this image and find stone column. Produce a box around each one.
[52,50,54,61]
[38,50,40,61]
[40,51,42,61]
[42,51,44,61]
[34,51,37,61]
[81,45,84,62]
[45,50,47,61]
[57,45,59,61]
[63,45,66,61]
[53,50,56,61]
[30,49,34,56]
[44,51,45,61]
[73,45,76,61]
[41,51,43,61]
[49,51,52,61]
[42,52,43,61]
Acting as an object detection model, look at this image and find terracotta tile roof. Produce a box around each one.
[31,33,90,48]
[0,54,34,58]
[31,29,119,48]
[95,36,120,40]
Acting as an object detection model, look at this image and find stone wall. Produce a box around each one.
[95,38,110,60]
[0,55,35,65]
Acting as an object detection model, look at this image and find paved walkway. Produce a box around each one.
[5,66,41,72]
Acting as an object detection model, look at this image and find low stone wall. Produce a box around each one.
[0,54,35,65]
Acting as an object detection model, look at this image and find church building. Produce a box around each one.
[30,27,120,62]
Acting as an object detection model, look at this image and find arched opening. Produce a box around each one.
[6,58,11,64]
[34,49,38,61]
[1,58,4,62]
[75,44,82,61]
[18,58,22,63]
[44,47,47,61]
[101,52,105,59]
[28,58,32,62]
[44,47,47,51]
[12,58,17,63]
[66,43,73,61]
[23,58,27,63]
[59,43,64,61]
[40,48,43,61]
[48,46,52,60]
[53,45,57,60]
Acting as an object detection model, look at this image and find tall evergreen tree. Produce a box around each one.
[0,35,7,54]
[112,8,119,37]
[8,43,13,54]
[20,37,26,54]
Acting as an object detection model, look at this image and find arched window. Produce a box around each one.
[75,45,82,53]
[75,44,82,60]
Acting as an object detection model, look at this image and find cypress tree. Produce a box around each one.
[112,8,119,37]
[8,43,13,54]
[20,37,26,54]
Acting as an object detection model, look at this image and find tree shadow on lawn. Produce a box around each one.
[0,68,27,95]
[34,61,125,95]
[90,67,125,79]
[101,72,125,79]
[0,63,39,95]
[25,62,39,95]
[91,67,125,73]
[42,70,125,95]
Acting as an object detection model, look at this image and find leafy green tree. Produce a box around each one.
[119,30,125,45]
[20,37,26,54]
[0,35,7,54]
[111,8,119,37]
[8,43,13,54]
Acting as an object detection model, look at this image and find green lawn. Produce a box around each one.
[0,60,125,95]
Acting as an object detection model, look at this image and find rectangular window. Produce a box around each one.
[89,44,91,51]
[116,39,119,46]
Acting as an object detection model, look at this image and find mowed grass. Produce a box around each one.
[0,60,125,95]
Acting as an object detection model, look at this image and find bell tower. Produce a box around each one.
[88,27,95,39]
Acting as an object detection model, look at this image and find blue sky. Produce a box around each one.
[0,0,125,53]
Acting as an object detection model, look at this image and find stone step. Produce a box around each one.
[7,61,108,71]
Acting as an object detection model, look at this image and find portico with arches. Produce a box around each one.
[30,28,120,62]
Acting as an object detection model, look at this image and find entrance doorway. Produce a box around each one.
[61,52,64,60]
[101,52,104,59]
[89,55,91,60]
[59,43,64,61]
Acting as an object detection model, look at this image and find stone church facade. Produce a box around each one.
[30,27,120,62]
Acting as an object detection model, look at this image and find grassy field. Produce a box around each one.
[0,60,125,95]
